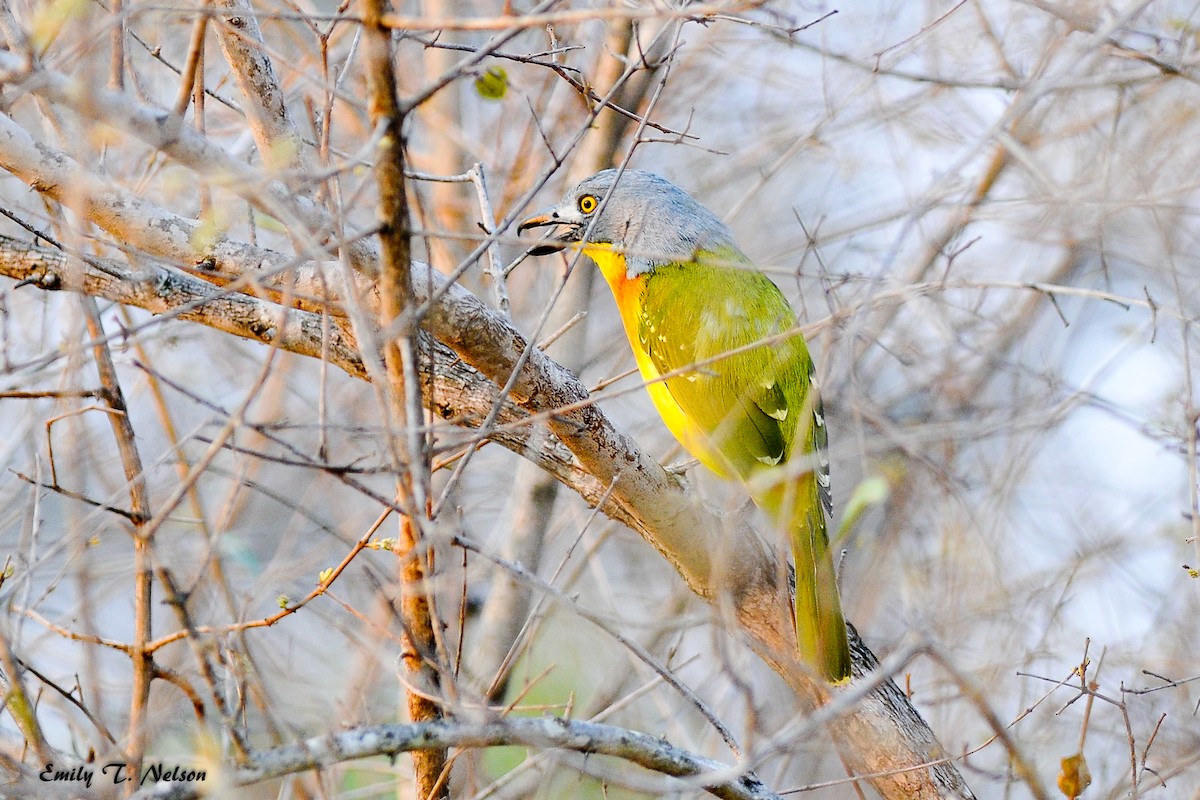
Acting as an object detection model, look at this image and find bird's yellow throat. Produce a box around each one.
[581,243,633,288]
[581,242,647,344]
[580,244,733,478]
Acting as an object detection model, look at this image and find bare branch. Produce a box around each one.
[379,2,767,32]
[212,0,308,173]
[129,716,784,800]
[362,0,448,793]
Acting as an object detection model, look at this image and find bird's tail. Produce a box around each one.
[757,473,851,683]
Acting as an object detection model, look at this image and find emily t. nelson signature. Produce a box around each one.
[40,762,208,788]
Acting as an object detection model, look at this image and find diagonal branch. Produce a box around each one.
[212,0,308,174]
[0,235,613,517]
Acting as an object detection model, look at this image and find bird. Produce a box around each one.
[519,169,851,682]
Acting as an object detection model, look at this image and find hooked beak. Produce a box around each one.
[518,208,580,255]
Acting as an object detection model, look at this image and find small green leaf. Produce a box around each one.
[474,66,509,101]
[837,475,890,537]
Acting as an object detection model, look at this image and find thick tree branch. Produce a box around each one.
[0,236,612,514]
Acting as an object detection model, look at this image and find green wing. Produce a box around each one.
[638,256,817,483]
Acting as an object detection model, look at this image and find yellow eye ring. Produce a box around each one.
[578,194,598,214]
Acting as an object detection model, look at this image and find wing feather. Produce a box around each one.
[638,255,818,484]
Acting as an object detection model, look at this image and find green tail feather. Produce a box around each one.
[758,476,851,683]
[792,506,851,683]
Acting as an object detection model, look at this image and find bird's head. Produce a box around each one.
[518,169,737,276]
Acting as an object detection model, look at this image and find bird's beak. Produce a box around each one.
[517,209,557,233]
[518,207,578,255]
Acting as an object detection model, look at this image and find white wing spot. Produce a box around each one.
[699,308,724,338]
[723,297,750,320]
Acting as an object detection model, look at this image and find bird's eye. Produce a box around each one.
[578,194,598,214]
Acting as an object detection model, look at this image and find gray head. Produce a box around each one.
[518,169,739,275]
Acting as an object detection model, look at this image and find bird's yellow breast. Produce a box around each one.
[584,244,730,476]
